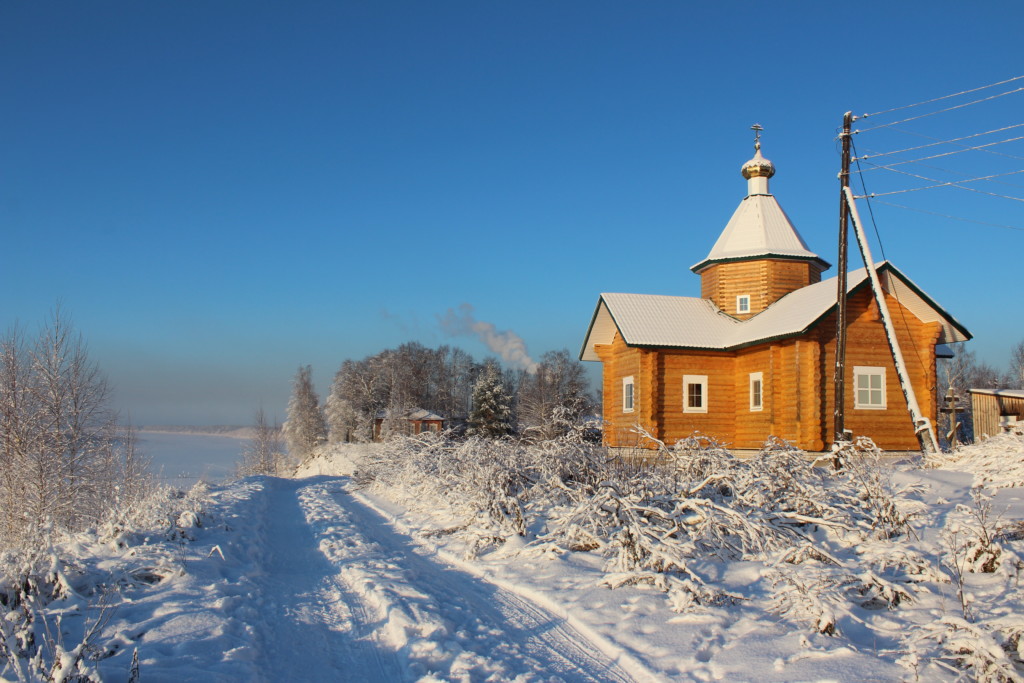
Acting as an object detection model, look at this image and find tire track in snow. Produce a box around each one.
[296,476,639,682]
[251,477,403,682]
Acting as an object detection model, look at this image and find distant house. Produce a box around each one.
[373,408,446,441]
[579,141,971,451]
[969,389,1024,439]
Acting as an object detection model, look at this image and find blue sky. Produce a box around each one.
[3,2,1022,426]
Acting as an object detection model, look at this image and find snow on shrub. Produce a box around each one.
[928,430,1024,490]
[0,482,213,681]
[352,430,1024,681]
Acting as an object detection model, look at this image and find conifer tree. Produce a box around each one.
[283,365,328,460]
[467,360,513,438]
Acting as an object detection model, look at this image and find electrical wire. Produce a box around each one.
[855,134,1024,172]
[868,200,1024,232]
[884,126,1024,162]
[854,166,1024,201]
[860,75,1024,119]
[853,122,1024,161]
[848,139,930,385]
[856,86,1024,133]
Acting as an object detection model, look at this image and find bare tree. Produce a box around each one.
[1009,339,1024,389]
[516,349,593,440]
[939,345,1007,446]
[238,408,286,476]
[283,365,327,461]
[0,308,149,548]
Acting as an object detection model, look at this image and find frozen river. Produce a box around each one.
[137,430,246,489]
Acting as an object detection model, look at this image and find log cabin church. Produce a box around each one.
[580,139,971,452]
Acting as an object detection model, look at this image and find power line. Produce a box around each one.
[848,139,929,383]
[856,86,1024,133]
[884,126,1024,162]
[860,75,1024,119]
[855,134,1024,172]
[869,200,1024,232]
[854,165,1024,201]
[854,123,1024,161]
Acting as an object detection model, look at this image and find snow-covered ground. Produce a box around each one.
[3,433,1024,682]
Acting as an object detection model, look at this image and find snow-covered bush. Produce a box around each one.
[0,482,212,681]
[929,430,1024,490]
[916,616,1024,683]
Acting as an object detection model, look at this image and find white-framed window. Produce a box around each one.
[854,366,887,409]
[623,376,635,413]
[736,295,751,314]
[683,375,708,413]
[749,372,763,411]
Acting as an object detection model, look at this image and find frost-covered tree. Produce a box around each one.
[515,349,593,440]
[238,408,286,476]
[283,365,327,460]
[0,308,150,548]
[468,360,513,438]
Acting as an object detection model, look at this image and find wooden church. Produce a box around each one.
[580,138,971,452]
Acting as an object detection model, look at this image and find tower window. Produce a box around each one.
[737,295,751,314]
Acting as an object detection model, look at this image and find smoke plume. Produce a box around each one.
[439,303,538,373]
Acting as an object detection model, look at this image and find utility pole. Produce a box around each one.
[833,111,853,445]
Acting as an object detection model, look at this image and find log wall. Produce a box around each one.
[591,285,940,452]
[814,287,941,451]
[700,259,825,319]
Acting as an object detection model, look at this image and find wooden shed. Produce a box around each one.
[373,408,446,441]
[580,140,971,452]
[968,389,1024,439]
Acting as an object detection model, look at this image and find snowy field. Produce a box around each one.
[137,430,246,488]
[3,433,1024,682]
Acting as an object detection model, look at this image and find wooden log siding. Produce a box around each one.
[594,286,941,451]
[656,350,736,445]
[815,287,941,451]
[596,332,647,447]
[700,259,825,319]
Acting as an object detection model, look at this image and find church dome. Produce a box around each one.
[741,146,775,180]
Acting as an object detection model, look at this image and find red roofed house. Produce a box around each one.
[580,141,971,451]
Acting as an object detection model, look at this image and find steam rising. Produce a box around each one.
[439,303,538,373]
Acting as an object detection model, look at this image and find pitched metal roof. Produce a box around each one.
[580,262,971,361]
[691,194,829,273]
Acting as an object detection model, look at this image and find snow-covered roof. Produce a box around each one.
[580,262,971,361]
[691,193,829,273]
[968,389,1024,399]
[375,408,445,421]
[691,143,829,273]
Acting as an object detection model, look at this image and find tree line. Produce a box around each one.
[281,342,595,460]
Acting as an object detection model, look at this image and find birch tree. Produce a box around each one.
[0,309,147,548]
[238,408,286,476]
[515,349,593,440]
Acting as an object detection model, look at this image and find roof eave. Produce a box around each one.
[690,252,832,275]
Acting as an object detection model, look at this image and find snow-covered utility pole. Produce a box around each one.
[843,186,940,453]
[833,112,853,446]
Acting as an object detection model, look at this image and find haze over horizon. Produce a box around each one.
[4,2,1022,425]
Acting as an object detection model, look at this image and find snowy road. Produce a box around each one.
[249,476,636,682]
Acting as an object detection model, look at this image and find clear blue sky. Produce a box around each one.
[3,2,1022,425]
